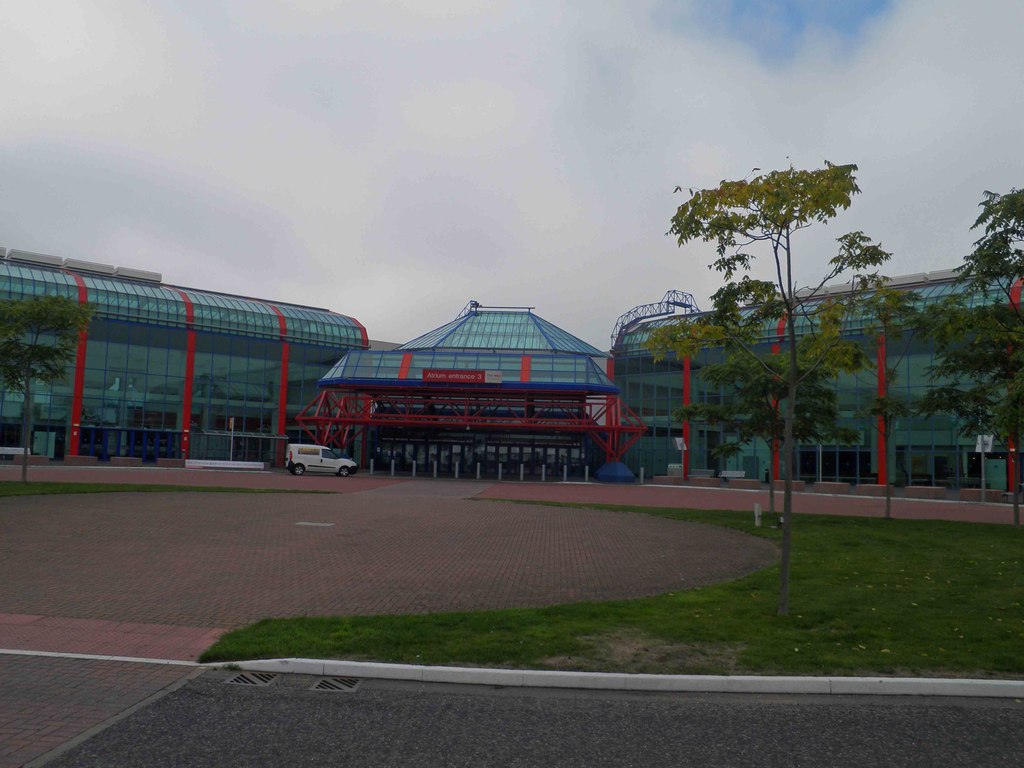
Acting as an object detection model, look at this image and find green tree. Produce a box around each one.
[677,342,860,517]
[652,163,890,614]
[919,188,1024,527]
[0,295,93,482]
[859,286,921,520]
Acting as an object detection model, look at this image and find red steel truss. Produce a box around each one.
[295,386,647,463]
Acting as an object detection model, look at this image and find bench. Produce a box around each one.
[110,456,143,467]
[719,470,746,480]
[689,468,715,478]
[1001,484,1024,503]
[63,455,98,466]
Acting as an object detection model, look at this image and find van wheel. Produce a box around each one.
[337,466,351,477]
[293,464,306,476]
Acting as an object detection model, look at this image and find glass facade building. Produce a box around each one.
[302,304,642,477]
[613,273,1016,490]
[0,251,366,464]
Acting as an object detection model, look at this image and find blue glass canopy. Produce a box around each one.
[399,307,603,356]
[321,304,616,394]
[319,350,617,393]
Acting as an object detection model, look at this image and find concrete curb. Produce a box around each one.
[4,649,1019,699]
[215,658,1024,699]
[0,648,198,666]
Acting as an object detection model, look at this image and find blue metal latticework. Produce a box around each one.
[611,290,699,350]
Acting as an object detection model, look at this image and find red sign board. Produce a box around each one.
[422,369,502,384]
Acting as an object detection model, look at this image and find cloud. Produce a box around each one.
[1,0,1022,350]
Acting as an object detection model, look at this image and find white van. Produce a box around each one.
[285,444,358,476]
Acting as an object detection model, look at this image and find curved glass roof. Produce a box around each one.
[399,308,603,356]
[0,260,366,349]
[319,349,617,393]
[615,277,1002,356]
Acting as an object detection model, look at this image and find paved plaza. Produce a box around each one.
[0,465,1017,766]
[0,474,778,766]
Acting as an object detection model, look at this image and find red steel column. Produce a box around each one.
[269,305,290,467]
[174,290,196,460]
[682,356,691,481]
[877,333,887,486]
[65,272,89,456]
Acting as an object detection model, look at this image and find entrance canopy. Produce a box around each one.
[297,304,645,465]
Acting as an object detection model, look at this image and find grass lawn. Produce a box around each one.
[0,481,328,497]
[201,503,1023,677]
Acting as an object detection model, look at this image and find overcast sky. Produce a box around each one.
[2,0,1022,350]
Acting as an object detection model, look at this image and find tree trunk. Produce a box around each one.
[883,417,892,520]
[767,440,775,515]
[20,365,31,483]
[778,316,798,617]
[1013,428,1020,528]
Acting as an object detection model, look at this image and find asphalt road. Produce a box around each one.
[48,671,1024,768]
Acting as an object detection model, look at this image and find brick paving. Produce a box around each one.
[0,483,776,765]
[9,467,1008,766]
[0,492,776,628]
[0,463,401,493]
[0,655,190,768]
[477,482,1022,525]
[0,615,222,662]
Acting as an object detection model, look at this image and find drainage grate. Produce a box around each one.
[312,676,361,692]
[225,671,279,687]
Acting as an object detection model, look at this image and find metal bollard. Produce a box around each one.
[433,460,438,478]
[455,463,460,480]
[498,464,503,481]
[370,458,374,476]
[412,462,416,478]
[390,459,395,477]
[640,467,645,484]
[541,465,546,482]
[585,465,589,482]
[563,465,568,483]
[520,463,524,482]
[476,462,481,480]
[754,503,762,527]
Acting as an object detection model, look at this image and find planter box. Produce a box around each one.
[688,477,722,488]
[63,455,97,466]
[110,456,143,467]
[812,481,851,495]
[772,480,805,492]
[904,486,947,500]
[727,479,762,490]
[853,484,887,497]
[26,455,50,465]
[959,488,1006,503]
[652,476,682,485]
[156,458,186,468]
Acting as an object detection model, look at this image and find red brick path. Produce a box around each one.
[0,480,777,766]
[3,466,1009,766]
[0,655,190,768]
[477,482,1021,525]
[0,615,222,662]
[0,492,776,628]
